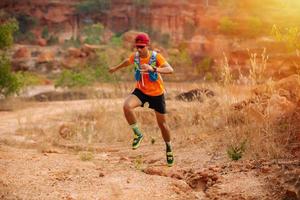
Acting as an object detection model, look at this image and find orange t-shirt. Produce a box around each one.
[128,51,167,96]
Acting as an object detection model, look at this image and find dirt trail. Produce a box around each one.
[0,99,296,200]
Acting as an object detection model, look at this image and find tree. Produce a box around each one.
[0,19,21,98]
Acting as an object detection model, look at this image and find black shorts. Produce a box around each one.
[132,88,166,114]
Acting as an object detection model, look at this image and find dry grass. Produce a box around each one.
[249,48,269,85]
[8,78,298,162]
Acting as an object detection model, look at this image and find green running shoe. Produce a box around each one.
[166,151,174,167]
[132,133,143,150]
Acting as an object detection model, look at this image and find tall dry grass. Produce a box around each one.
[214,49,297,160]
[248,48,269,85]
[11,81,295,161]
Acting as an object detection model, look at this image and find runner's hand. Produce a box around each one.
[109,67,118,73]
[141,64,154,72]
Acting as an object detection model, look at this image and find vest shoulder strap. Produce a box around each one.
[134,52,140,69]
[149,51,157,66]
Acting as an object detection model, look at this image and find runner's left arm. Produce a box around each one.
[156,62,174,74]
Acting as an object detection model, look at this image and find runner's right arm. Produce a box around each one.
[109,59,131,73]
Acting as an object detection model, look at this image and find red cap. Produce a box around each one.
[135,33,150,46]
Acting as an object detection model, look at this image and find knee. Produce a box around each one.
[123,103,132,112]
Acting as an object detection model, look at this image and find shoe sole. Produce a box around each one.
[132,136,143,150]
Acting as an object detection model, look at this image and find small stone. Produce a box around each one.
[99,172,105,177]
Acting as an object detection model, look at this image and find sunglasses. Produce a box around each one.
[136,45,146,49]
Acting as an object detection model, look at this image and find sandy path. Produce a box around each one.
[0,99,287,200]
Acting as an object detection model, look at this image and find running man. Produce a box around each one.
[108,33,174,167]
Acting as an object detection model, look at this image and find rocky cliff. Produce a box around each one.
[0,0,219,42]
[1,0,299,80]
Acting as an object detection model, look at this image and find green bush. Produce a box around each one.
[0,19,18,49]
[55,51,114,88]
[196,57,213,74]
[204,72,214,81]
[219,17,237,34]
[110,35,123,47]
[82,23,104,45]
[88,51,113,82]
[15,72,43,87]
[0,56,21,97]
[169,49,192,67]
[271,24,300,51]
[55,70,94,88]
[227,140,247,161]
[63,37,81,48]
[0,20,21,98]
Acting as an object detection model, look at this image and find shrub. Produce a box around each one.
[55,51,114,88]
[271,24,300,51]
[87,51,113,82]
[15,72,43,87]
[63,37,81,48]
[204,72,214,81]
[0,19,18,49]
[79,151,94,161]
[196,57,213,74]
[82,23,104,45]
[227,140,247,161]
[0,56,21,97]
[0,20,21,98]
[15,31,36,43]
[110,35,122,47]
[55,70,94,88]
[219,17,237,34]
[169,49,193,68]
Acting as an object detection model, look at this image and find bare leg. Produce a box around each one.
[155,111,174,166]
[155,111,171,142]
[123,94,142,125]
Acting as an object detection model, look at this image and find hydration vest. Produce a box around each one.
[134,51,158,82]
